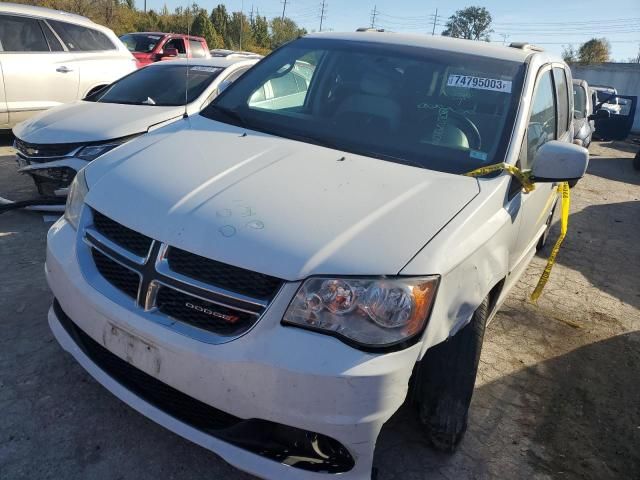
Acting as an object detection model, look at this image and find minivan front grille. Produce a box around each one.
[92,249,140,299]
[92,209,153,257]
[167,247,284,301]
[156,287,256,336]
[84,210,283,342]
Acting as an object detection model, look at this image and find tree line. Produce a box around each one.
[11,1,307,54]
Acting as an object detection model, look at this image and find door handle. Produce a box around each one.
[56,66,74,73]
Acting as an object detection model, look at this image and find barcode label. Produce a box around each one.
[447,75,512,93]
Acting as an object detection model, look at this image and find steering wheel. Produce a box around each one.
[446,110,482,150]
[418,107,482,151]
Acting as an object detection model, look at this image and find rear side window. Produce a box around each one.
[553,67,570,137]
[189,39,206,58]
[573,84,587,119]
[48,20,115,51]
[524,69,556,169]
[0,14,49,52]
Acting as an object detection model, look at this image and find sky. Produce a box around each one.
[144,0,640,61]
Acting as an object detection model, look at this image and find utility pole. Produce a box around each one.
[281,0,288,21]
[319,0,327,32]
[143,0,146,13]
[431,8,438,35]
[370,5,377,29]
[500,33,509,45]
[249,5,254,24]
[240,0,244,50]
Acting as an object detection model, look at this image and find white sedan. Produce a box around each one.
[12,57,257,197]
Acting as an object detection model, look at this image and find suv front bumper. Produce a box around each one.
[46,217,421,479]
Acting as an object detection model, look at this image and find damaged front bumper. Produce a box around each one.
[45,217,421,479]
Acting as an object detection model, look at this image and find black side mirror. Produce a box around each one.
[588,109,610,121]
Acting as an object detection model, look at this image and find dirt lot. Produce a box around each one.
[1,135,638,480]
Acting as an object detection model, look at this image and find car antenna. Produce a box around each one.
[183,5,190,119]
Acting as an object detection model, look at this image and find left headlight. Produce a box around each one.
[282,276,439,350]
[76,135,139,161]
[64,168,89,230]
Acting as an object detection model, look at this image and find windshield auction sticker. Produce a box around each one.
[447,74,512,93]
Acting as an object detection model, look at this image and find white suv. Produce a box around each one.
[0,3,136,129]
[46,33,587,479]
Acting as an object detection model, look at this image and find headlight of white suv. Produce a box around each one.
[283,276,439,349]
[64,168,89,230]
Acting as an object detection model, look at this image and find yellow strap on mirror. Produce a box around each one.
[464,163,570,301]
[464,162,536,193]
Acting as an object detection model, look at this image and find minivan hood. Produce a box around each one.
[85,116,479,280]
[13,101,183,144]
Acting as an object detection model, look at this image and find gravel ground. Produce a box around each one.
[1,135,638,480]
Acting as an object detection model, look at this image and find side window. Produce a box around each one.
[524,69,556,169]
[224,67,249,84]
[553,67,570,137]
[164,38,186,57]
[573,84,587,120]
[188,39,206,58]
[40,21,64,51]
[0,14,49,52]
[49,20,115,51]
[270,72,301,98]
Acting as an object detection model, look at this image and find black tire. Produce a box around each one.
[536,202,556,252]
[413,297,489,452]
[633,151,640,171]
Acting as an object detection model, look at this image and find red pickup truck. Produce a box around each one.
[119,32,210,67]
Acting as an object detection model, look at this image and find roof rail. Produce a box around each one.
[356,27,385,32]
[508,42,544,52]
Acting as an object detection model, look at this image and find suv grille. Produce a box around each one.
[14,138,80,160]
[167,248,283,301]
[84,210,283,341]
[93,209,153,257]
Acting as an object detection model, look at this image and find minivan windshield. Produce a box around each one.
[202,37,526,174]
[88,64,223,106]
[120,33,162,53]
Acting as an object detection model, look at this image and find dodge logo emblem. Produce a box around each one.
[185,302,240,323]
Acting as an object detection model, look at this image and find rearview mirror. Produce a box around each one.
[588,109,610,121]
[531,140,588,183]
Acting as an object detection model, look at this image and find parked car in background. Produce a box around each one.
[210,48,263,59]
[119,32,209,66]
[13,57,257,197]
[46,33,588,480]
[572,78,594,148]
[591,85,622,115]
[0,3,136,129]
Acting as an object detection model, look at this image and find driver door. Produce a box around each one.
[511,65,565,270]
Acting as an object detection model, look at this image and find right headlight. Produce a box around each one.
[64,168,89,230]
[282,276,439,350]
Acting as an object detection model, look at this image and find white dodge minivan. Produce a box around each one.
[0,3,136,129]
[46,33,587,479]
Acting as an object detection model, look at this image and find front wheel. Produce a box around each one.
[413,297,489,452]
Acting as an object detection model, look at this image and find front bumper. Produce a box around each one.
[46,217,420,479]
[16,155,87,197]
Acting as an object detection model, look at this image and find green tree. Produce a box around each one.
[442,6,492,41]
[561,44,577,63]
[578,38,610,64]
[226,11,254,50]
[270,17,306,49]
[191,10,223,49]
[210,4,230,47]
[251,14,270,49]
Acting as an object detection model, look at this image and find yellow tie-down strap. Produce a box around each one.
[464,163,570,301]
